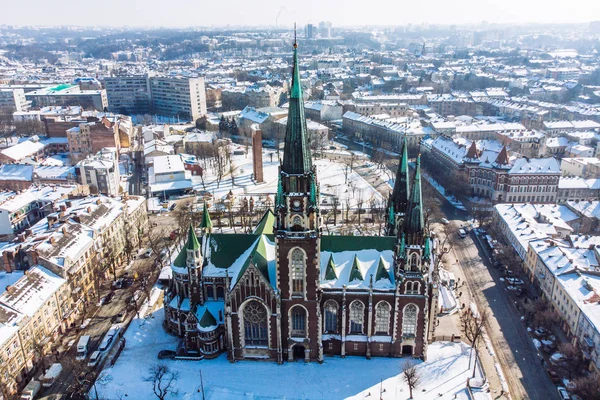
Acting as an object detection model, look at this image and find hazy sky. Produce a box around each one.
[2,0,599,27]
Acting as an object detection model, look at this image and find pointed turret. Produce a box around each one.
[493,146,510,167]
[186,224,201,251]
[349,254,363,282]
[198,309,217,331]
[465,141,478,159]
[391,136,411,211]
[375,256,389,282]
[199,202,213,234]
[282,33,312,175]
[325,254,337,280]
[405,153,424,236]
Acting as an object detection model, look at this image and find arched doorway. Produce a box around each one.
[292,345,305,361]
[402,345,414,356]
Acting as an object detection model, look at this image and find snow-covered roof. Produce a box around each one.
[508,157,560,174]
[0,140,45,161]
[153,155,185,175]
[0,164,33,181]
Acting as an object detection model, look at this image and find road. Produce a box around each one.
[440,206,558,400]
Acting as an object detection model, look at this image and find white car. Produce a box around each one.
[88,351,102,367]
[440,218,449,225]
[557,386,571,400]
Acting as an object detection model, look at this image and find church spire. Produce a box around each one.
[391,136,410,211]
[405,153,424,235]
[282,29,312,175]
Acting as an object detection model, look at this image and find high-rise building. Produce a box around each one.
[104,74,152,115]
[306,23,314,39]
[149,76,207,121]
[0,88,28,111]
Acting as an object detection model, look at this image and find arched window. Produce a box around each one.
[405,281,420,295]
[206,286,214,300]
[402,304,418,337]
[349,301,365,334]
[216,286,225,299]
[324,301,338,333]
[291,249,305,295]
[375,302,390,334]
[409,253,419,271]
[292,215,303,228]
[291,306,306,337]
[243,300,268,346]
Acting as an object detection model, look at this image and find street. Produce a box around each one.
[439,204,558,400]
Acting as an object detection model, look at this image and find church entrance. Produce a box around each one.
[292,345,305,361]
[402,345,414,356]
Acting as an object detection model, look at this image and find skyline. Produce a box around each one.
[2,0,600,28]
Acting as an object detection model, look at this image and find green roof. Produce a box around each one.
[282,40,312,175]
[349,255,364,282]
[199,202,213,230]
[391,136,411,209]
[405,154,424,234]
[321,235,395,253]
[324,254,337,280]
[208,234,262,269]
[198,308,217,328]
[186,225,200,251]
[375,256,390,281]
[51,84,75,92]
[253,209,276,235]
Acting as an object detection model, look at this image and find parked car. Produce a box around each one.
[160,248,168,258]
[144,248,153,258]
[158,350,176,360]
[100,292,113,305]
[507,277,525,286]
[88,351,102,367]
[557,386,571,400]
[169,229,180,240]
[546,369,560,383]
[440,218,449,225]
[550,352,567,366]
[534,327,549,337]
[112,278,124,289]
[458,228,467,238]
[112,313,126,323]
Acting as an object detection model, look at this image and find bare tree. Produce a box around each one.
[573,373,600,400]
[402,360,421,399]
[331,196,340,226]
[356,193,364,225]
[144,364,180,400]
[460,308,488,377]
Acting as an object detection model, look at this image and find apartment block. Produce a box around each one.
[75,148,121,196]
[0,88,28,112]
[104,75,152,115]
[150,76,207,121]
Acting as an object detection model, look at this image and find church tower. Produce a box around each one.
[387,136,410,236]
[275,32,323,363]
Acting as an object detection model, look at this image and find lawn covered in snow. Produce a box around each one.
[94,306,490,400]
[190,145,383,208]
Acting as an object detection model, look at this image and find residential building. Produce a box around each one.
[104,74,152,115]
[149,155,192,198]
[75,148,120,196]
[557,177,600,202]
[66,118,122,163]
[0,88,28,112]
[150,76,207,121]
[561,157,600,179]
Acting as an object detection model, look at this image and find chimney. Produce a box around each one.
[25,228,32,236]
[5,285,15,295]
[61,226,67,235]
[96,199,101,205]
[87,207,92,213]
[65,200,72,208]
[17,233,26,242]
[47,215,57,225]
[48,236,55,245]
[59,204,67,212]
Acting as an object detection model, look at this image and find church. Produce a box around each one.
[163,37,438,363]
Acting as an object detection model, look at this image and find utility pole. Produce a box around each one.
[199,369,206,400]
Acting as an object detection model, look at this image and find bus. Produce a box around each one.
[76,335,91,361]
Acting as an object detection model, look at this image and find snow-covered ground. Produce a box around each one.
[192,145,383,208]
[95,305,490,400]
[421,172,467,211]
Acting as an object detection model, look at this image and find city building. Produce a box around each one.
[75,148,121,196]
[104,74,152,115]
[164,40,436,363]
[24,84,108,111]
[561,157,600,179]
[66,118,123,163]
[150,76,207,121]
[0,88,28,111]
[148,155,192,198]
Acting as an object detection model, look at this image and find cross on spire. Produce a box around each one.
[293,22,297,48]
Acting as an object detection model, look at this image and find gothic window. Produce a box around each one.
[405,281,420,295]
[291,306,306,337]
[292,215,303,230]
[375,302,391,334]
[349,301,365,334]
[324,300,338,333]
[291,249,305,295]
[402,304,418,337]
[206,286,214,300]
[409,253,419,271]
[243,300,268,346]
[216,286,225,299]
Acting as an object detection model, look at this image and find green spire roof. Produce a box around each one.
[399,232,406,258]
[186,224,201,251]
[405,153,424,234]
[173,248,187,268]
[309,177,318,208]
[391,136,410,210]
[253,209,276,235]
[198,308,217,329]
[275,173,283,208]
[282,38,312,175]
[388,203,394,226]
[349,254,364,282]
[325,254,337,280]
[199,202,212,231]
[375,257,389,281]
[423,236,431,260]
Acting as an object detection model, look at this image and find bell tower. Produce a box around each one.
[275,30,323,363]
